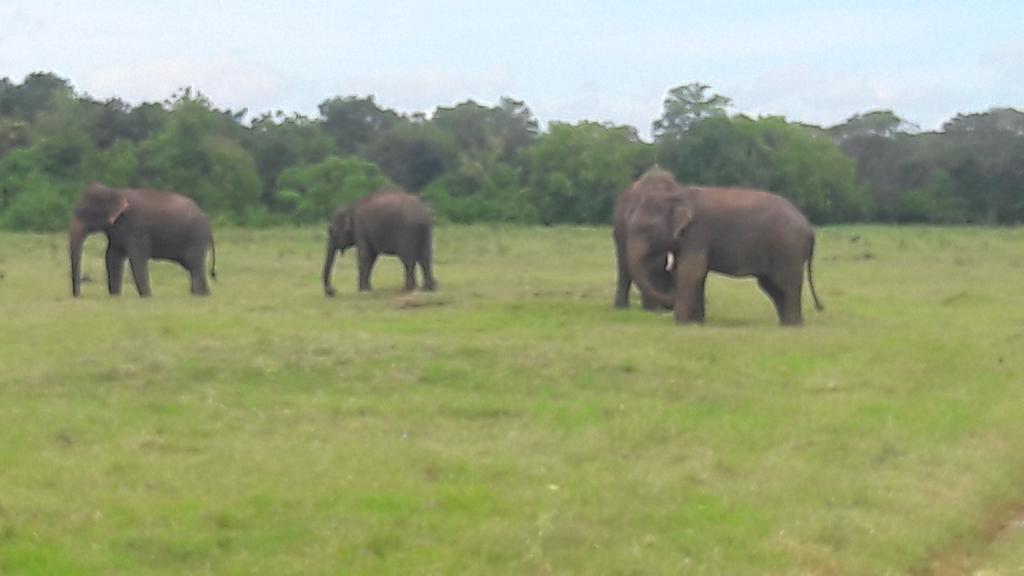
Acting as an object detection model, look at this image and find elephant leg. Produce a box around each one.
[128,254,152,297]
[401,256,417,291]
[613,238,631,308]
[778,273,805,326]
[357,248,378,292]
[759,275,803,326]
[693,271,708,321]
[190,268,209,296]
[105,245,127,296]
[186,250,209,296]
[419,242,436,292]
[672,251,708,325]
[758,276,784,320]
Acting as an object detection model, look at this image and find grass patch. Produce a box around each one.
[1,224,1024,573]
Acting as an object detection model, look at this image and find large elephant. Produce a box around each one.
[614,175,676,311]
[623,167,823,326]
[322,190,436,296]
[69,183,216,297]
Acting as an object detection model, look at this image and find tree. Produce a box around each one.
[84,97,165,149]
[135,90,260,219]
[652,82,731,139]
[521,122,654,224]
[940,108,1024,223]
[0,72,74,121]
[244,112,337,201]
[657,115,774,187]
[0,117,31,157]
[422,158,536,223]
[759,117,871,222]
[432,97,538,162]
[828,110,916,142]
[658,114,870,222]
[275,156,391,222]
[318,95,402,155]
[370,123,457,192]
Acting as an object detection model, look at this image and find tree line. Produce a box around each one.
[1,72,1022,231]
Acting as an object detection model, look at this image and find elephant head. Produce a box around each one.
[69,183,130,297]
[322,206,356,297]
[625,189,695,310]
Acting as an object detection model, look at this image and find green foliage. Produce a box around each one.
[0,116,31,156]
[318,95,401,155]
[656,115,773,185]
[756,117,872,222]
[895,172,966,223]
[1,72,1023,229]
[135,92,261,219]
[0,145,77,230]
[0,72,73,121]
[1,173,70,230]
[658,114,870,222]
[244,112,338,200]
[522,122,654,224]
[652,82,732,139]
[202,137,263,218]
[432,97,539,163]
[370,122,457,192]
[829,109,915,141]
[83,140,139,186]
[423,159,536,223]
[275,155,392,222]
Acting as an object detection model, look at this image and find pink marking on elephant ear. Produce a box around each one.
[108,198,129,224]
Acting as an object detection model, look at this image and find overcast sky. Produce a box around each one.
[2,1,1022,138]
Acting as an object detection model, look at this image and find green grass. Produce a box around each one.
[2,224,1024,574]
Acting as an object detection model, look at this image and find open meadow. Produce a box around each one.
[1,224,1024,575]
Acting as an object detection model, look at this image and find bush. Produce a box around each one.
[2,179,71,231]
[423,161,537,224]
[274,156,392,222]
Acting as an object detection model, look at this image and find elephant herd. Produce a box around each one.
[67,167,824,326]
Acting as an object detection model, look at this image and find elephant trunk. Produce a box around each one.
[69,216,87,297]
[626,237,676,309]
[322,236,339,297]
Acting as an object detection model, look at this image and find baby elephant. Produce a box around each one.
[322,190,437,297]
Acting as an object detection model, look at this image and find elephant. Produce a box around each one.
[322,189,436,297]
[69,183,216,297]
[614,175,677,311]
[622,167,823,326]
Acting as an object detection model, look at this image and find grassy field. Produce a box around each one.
[1,224,1024,575]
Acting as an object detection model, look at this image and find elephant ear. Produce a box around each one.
[671,201,694,240]
[107,196,129,225]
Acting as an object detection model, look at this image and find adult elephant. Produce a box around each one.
[322,190,436,296]
[614,174,676,311]
[623,167,823,326]
[69,183,216,297]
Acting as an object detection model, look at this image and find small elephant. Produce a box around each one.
[322,190,437,296]
[623,167,823,326]
[69,183,216,297]
[614,175,676,311]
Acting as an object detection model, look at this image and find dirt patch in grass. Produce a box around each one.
[394,294,451,309]
[915,500,1024,576]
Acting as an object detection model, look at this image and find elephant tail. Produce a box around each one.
[209,239,218,281]
[807,235,823,312]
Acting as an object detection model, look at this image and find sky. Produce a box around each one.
[2,1,1022,139]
